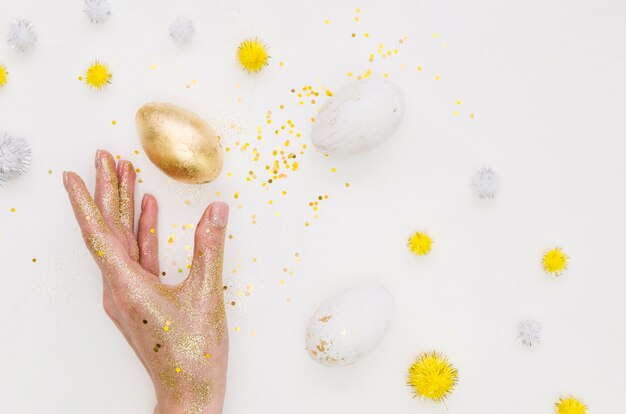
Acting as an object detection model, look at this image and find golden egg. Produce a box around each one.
[135,102,223,184]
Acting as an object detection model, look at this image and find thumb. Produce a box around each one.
[188,202,229,293]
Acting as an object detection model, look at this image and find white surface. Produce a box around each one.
[1,0,626,413]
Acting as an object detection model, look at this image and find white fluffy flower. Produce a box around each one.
[170,18,195,44]
[0,134,31,182]
[517,319,542,346]
[84,0,111,24]
[472,167,500,199]
[6,19,37,52]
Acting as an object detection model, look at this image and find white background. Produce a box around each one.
[1,0,625,412]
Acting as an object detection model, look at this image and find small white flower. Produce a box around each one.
[0,133,31,182]
[518,319,542,346]
[170,18,195,44]
[84,0,111,24]
[472,167,500,199]
[7,19,37,52]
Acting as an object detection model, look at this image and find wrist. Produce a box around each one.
[154,401,222,414]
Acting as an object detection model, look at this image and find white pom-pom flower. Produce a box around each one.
[170,18,195,44]
[0,133,31,182]
[84,0,111,24]
[7,19,37,52]
[517,319,542,346]
[472,167,500,199]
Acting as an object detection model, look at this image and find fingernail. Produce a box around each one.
[62,171,69,191]
[210,202,229,228]
[116,160,125,176]
[95,149,104,168]
[142,194,149,209]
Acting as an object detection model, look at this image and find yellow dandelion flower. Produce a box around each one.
[543,247,568,276]
[555,397,587,414]
[407,351,458,403]
[0,65,8,87]
[237,38,269,73]
[408,231,432,256]
[84,61,112,90]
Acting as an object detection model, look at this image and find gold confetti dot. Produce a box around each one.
[204,353,211,359]
[149,228,155,234]
[32,258,37,263]
[111,120,117,125]
[47,170,53,174]
[163,325,170,332]
[175,367,181,373]
[10,208,15,213]
[234,326,240,332]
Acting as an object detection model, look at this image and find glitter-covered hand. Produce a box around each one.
[63,149,229,414]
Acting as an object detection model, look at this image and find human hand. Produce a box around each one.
[63,149,229,414]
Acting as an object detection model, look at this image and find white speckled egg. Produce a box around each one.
[305,285,393,366]
[311,79,405,155]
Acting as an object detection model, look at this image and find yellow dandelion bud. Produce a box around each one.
[0,65,8,87]
[407,351,458,403]
[543,247,568,276]
[83,61,112,90]
[408,231,432,256]
[237,38,269,74]
[555,397,587,414]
